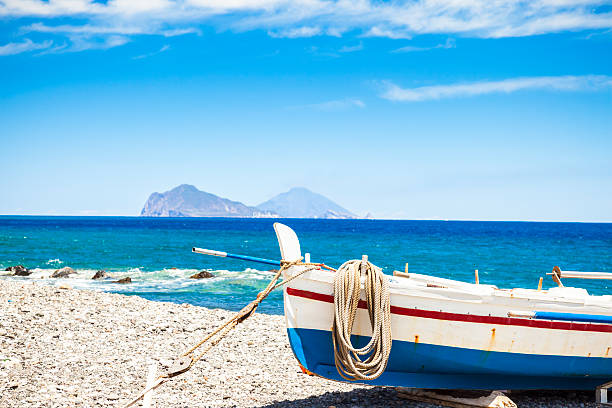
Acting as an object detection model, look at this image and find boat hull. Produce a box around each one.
[283,272,612,389]
[271,221,612,389]
[287,327,611,389]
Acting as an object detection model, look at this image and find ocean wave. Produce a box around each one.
[2,266,278,295]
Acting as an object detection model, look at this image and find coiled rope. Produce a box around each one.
[332,257,392,381]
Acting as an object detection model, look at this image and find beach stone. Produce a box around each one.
[6,265,31,276]
[51,267,75,278]
[112,277,131,284]
[190,270,214,279]
[91,270,107,280]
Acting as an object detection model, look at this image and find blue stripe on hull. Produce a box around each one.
[287,328,612,389]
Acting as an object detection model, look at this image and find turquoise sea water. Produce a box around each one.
[1,216,611,314]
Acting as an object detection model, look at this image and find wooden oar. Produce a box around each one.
[549,271,612,280]
[547,266,612,281]
[508,310,612,324]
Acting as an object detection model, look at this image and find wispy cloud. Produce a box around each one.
[20,21,198,53]
[380,75,612,102]
[392,38,455,53]
[0,38,52,56]
[305,45,338,58]
[133,44,170,59]
[268,26,321,38]
[339,42,363,53]
[162,27,200,37]
[362,26,412,40]
[1,1,612,55]
[25,22,200,38]
[289,98,366,111]
[24,22,146,35]
[52,35,130,53]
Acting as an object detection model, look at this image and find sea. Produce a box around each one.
[1,216,611,314]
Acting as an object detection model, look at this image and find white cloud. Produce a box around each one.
[380,75,612,102]
[0,38,52,55]
[161,27,201,37]
[362,26,412,40]
[35,34,130,54]
[24,22,146,35]
[21,22,198,53]
[392,38,455,53]
[325,27,345,38]
[289,98,366,111]
[1,1,612,55]
[71,35,130,51]
[25,22,199,37]
[268,26,321,38]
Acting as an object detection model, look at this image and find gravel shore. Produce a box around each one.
[0,279,599,407]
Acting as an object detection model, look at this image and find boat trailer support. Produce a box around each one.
[396,388,516,408]
[596,381,612,406]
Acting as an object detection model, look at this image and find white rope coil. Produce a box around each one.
[332,258,392,381]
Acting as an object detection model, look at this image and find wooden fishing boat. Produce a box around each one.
[274,223,612,390]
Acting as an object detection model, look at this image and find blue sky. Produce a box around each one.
[1,1,611,221]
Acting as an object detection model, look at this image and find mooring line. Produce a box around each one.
[122,259,334,408]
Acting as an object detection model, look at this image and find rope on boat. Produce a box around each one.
[332,257,392,381]
[122,259,335,408]
[123,256,393,406]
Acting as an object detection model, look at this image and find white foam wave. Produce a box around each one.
[2,266,276,294]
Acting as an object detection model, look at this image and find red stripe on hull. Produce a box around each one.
[286,287,612,333]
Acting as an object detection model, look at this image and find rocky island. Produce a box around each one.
[257,187,357,219]
[140,184,278,218]
[141,185,360,219]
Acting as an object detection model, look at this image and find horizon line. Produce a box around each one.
[1,214,610,224]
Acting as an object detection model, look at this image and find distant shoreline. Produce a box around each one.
[1,214,611,223]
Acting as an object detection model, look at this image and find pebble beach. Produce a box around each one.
[0,279,600,408]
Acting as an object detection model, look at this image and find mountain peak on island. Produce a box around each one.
[173,184,198,192]
[256,187,357,219]
[140,184,360,219]
[140,185,277,218]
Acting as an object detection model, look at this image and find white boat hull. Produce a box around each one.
[275,223,612,389]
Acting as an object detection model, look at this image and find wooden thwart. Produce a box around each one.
[393,270,411,279]
[397,388,517,408]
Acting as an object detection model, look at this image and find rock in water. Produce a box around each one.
[6,265,31,276]
[51,267,76,278]
[91,270,108,280]
[190,271,214,279]
[112,277,131,284]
